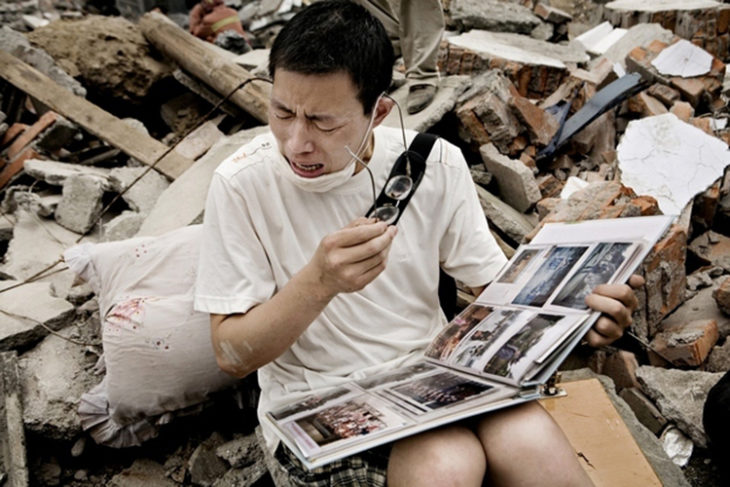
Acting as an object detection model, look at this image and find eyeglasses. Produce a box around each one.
[346,94,416,225]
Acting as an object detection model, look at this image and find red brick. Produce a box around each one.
[649,319,719,367]
[642,224,687,332]
[718,6,730,35]
[669,100,694,121]
[1,123,28,148]
[714,277,730,315]
[6,111,57,160]
[508,84,558,146]
[627,92,669,116]
[602,350,641,391]
[630,196,660,216]
[647,83,680,106]
[689,117,713,136]
[670,77,706,107]
[0,147,40,189]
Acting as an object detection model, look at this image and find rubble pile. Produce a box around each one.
[0,0,729,485]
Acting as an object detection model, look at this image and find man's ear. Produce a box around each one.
[371,95,394,128]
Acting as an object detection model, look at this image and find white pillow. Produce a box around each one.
[65,225,239,447]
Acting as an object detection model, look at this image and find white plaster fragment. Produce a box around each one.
[617,113,730,216]
[651,39,713,78]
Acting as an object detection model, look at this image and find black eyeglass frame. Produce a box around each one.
[365,135,431,226]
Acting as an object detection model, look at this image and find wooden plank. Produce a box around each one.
[540,378,662,487]
[0,352,29,487]
[0,50,194,180]
[139,11,270,124]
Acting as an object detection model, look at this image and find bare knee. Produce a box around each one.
[387,425,486,487]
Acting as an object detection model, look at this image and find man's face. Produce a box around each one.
[269,69,374,179]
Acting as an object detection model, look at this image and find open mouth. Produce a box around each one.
[289,159,325,178]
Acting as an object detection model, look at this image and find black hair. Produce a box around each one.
[268,0,394,114]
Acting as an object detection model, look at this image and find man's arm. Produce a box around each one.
[210,218,397,378]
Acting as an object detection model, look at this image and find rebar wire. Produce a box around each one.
[0,76,273,301]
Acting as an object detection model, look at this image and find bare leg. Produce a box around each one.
[476,401,594,487]
[387,424,486,487]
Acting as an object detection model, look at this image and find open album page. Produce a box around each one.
[266,362,517,463]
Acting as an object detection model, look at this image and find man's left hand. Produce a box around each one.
[583,274,645,347]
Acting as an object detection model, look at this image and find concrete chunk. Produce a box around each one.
[649,319,719,367]
[23,159,110,187]
[19,324,100,440]
[0,351,29,487]
[383,76,470,132]
[474,185,536,244]
[0,281,75,352]
[447,0,540,33]
[480,143,541,212]
[108,167,170,215]
[54,174,105,234]
[618,114,730,216]
[636,366,724,448]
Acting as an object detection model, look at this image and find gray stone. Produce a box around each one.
[212,462,269,487]
[0,280,75,351]
[216,433,263,468]
[55,174,105,234]
[108,167,170,215]
[479,143,541,212]
[108,459,177,487]
[560,368,691,487]
[591,23,675,69]
[136,125,269,237]
[530,21,554,41]
[448,0,541,34]
[706,337,730,372]
[382,75,471,132]
[0,26,86,97]
[662,279,730,339]
[474,185,536,244]
[102,211,145,242]
[619,386,668,435]
[255,426,295,487]
[636,366,724,448]
[6,190,60,218]
[189,433,228,487]
[34,116,79,152]
[18,323,100,440]
[23,159,111,187]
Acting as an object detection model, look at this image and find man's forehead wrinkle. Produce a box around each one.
[272,97,345,122]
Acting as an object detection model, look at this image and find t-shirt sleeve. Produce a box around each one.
[194,171,276,315]
[438,144,507,288]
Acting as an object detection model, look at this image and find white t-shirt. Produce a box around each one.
[194,125,507,450]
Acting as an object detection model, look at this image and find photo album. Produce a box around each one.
[262,215,676,470]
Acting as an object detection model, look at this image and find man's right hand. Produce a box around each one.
[307,217,398,297]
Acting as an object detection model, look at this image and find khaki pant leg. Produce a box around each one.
[398,0,444,85]
[352,0,402,56]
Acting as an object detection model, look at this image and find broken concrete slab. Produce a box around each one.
[54,174,105,234]
[474,185,536,244]
[714,276,730,314]
[574,21,627,56]
[136,125,269,237]
[651,39,713,78]
[617,113,730,216]
[18,322,100,440]
[479,143,541,212]
[593,23,675,69]
[383,75,470,132]
[23,159,111,187]
[446,0,541,33]
[0,351,29,487]
[102,211,145,242]
[0,210,85,282]
[108,167,170,215]
[0,280,75,352]
[636,365,724,448]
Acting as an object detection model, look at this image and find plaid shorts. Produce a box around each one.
[274,443,392,487]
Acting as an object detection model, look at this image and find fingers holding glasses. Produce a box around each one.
[312,219,398,294]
